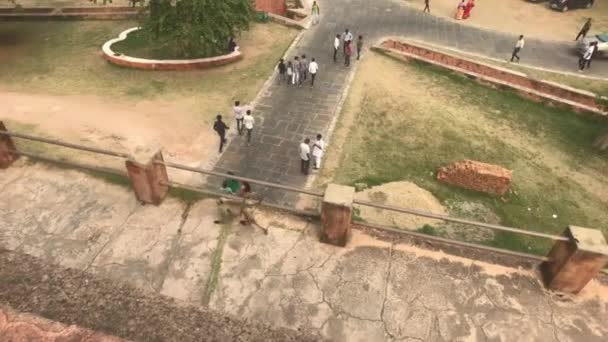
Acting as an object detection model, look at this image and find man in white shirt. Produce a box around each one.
[579,41,597,72]
[333,34,340,63]
[309,58,319,87]
[233,101,244,135]
[510,35,524,63]
[243,110,254,145]
[299,138,311,175]
[312,134,324,169]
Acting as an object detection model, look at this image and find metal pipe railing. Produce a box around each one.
[355,221,550,262]
[354,199,569,242]
[156,160,324,198]
[0,129,132,160]
[9,149,127,178]
[162,180,321,218]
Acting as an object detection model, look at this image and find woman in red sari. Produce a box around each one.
[463,0,475,20]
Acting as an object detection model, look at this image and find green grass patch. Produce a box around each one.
[331,53,608,255]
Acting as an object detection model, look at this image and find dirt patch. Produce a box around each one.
[401,0,608,42]
[1,91,210,162]
[355,181,448,230]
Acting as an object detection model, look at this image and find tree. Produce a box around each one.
[142,0,252,58]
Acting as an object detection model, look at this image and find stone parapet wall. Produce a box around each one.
[437,160,513,196]
[102,27,243,71]
[379,39,606,116]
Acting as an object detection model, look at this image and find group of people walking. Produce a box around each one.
[213,101,255,153]
[509,18,598,73]
[277,55,319,87]
[334,30,363,67]
[455,0,475,20]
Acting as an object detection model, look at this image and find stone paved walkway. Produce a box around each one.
[213,0,608,205]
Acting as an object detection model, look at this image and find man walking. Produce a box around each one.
[345,41,352,67]
[510,35,524,63]
[423,0,430,13]
[312,134,324,169]
[233,101,244,135]
[243,110,254,145]
[333,34,340,63]
[299,138,311,175]
[309,58,319,87]
[311,1,320,25]
[356,35,363,60]
[575,18,592,41]
[342,29,353,56]
[293,56,301,87]
[277,58,287,85]
[300,54,308,86]
[213,115,229,153]
[579,42,597,72]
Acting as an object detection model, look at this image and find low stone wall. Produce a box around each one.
[102,27,243,71]
[379,39,607,116]
[437,160,513,196]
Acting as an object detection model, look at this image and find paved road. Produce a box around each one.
[213,0,607,205]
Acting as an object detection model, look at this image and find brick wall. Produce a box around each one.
[254,0,287,16]
[380,40,606,114]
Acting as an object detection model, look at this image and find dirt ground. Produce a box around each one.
[402,0,608,41]
[319,51,608,251]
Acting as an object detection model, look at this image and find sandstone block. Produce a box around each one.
[437,160,512,196]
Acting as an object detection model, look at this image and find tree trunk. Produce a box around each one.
[594,130,608,151]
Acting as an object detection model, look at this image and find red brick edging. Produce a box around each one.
[102,27,243,71]
[0,6,138,20]
[377,39,607,116]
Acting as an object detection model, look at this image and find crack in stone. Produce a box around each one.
[81,203,140,274]
[380,240,396,339]
[154,202,192,293]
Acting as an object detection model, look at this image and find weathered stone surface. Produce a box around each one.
[2,163,608,342]
[437,160,513,195]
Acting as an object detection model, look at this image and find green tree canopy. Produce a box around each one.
[142,0,252,58]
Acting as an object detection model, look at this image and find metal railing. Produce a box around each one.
[353,199,568,242]
[2,127,605,270]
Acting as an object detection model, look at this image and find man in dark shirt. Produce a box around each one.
[576,18,592,41]
[213,115,229,153]
[423,0,430,13]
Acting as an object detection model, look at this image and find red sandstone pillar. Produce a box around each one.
[125,151,169,205]
[0,121,19,169]
[320,184,354,247]
[542,226,608,294]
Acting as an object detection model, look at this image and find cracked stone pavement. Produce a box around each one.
[1,162,607,341]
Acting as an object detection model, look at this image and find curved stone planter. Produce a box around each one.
[102,27,243,71]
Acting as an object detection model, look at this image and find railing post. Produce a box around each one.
[542,226,608,294]
[125,151,169,205]
[0,121,19,169]
[320,184,354,247]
